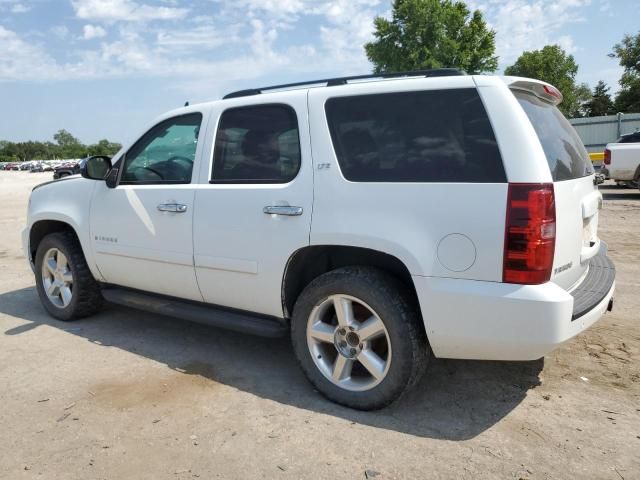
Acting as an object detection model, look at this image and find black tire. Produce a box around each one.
[291,266,429,410]
[34,231,103,321]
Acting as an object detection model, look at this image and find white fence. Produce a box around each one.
[570,113,640,152]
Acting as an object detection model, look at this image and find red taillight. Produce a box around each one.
[503,183,556,284]
[604,148,611,165]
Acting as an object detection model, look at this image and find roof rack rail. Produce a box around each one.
[223,68,465,99]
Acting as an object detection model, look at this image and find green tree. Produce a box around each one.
[365,0,498,74]
[87,139,122,156]
[53,129,80,148]
[584,81,615,117]
[612,32,640,113]
[14,141,41,162]
[504,45,581,116]
[0,141,17,162]
[1,132,121,162]
[53,129,87,158]
[572,83,592,118]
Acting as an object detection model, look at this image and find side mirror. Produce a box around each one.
[105,167,119,188]
[81,156,112,180]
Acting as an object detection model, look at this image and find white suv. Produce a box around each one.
[23,70,616,410]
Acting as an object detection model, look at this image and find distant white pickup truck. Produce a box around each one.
[604,132,640,188]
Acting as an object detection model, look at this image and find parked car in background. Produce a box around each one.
[53,161,81,179]
[29,162,45,172]
[23,71,615,410]
[616,131,640,144]
[604,131,640,188]
[23,161,44,171]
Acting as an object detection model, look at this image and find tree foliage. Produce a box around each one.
[584,81,615,117]
[0,130,121,162]
[365,0,498,75]
[612,32,640,113]
[504,45,584,116]
[573,82,593,118]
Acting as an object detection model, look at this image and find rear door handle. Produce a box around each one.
[157,203,188,213]
[263,206,303,216]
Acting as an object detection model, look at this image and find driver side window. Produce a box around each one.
[120,113,203,184]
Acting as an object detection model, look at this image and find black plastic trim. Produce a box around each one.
[571,242,615,321]
[101,286,288,338]
[223,68,465,99]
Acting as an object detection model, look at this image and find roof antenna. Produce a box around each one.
[184,101,189,107]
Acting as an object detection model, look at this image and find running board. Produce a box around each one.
[101,287,288,338]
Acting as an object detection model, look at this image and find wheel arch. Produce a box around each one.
[29,220,80,262]
[281,245,420,320]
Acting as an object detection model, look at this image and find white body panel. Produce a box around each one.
[485,75,603,291]
[474,76,552,183]
[85,105,212,301]
[307,77,508,282]
[23,74,615,362]
[606,143,640,181]
[89,183,202,301]
[191,91,313,317]
[551,178,602,290]
[24,177,104,281]
[414,275,614,360]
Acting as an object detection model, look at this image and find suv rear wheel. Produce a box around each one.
[291,266,429,410]
[35,232,103,321]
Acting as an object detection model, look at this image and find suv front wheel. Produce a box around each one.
[291,267,429,410]
[34,232,103,321]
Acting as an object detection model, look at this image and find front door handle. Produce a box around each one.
[263,206,303,216]
[157,203,188,213]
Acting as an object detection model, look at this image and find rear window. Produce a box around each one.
[325,89,506,182]
[514,91,594,181]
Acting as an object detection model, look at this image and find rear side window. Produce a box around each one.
[211,104,300,184]
[514,91,594,181]
[325,88,506,183]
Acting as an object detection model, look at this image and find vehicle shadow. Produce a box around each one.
[1,286,543,441]
[602,193,640,201]
[599,185,640,201]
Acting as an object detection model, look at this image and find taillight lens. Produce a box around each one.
[543,84,562,101]
[604,148,611,165]
[503,183,556,284]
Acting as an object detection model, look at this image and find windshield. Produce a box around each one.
[514,90,594,181]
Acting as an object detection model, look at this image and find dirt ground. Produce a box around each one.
[0,171,638,480]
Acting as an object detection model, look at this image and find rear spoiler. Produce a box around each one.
[502,76,563,106]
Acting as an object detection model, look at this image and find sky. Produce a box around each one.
[0,0,638,145]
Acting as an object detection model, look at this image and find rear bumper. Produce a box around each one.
[413,249,615,361]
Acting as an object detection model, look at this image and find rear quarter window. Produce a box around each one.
[325,88,506,183]
[514,91,594,181]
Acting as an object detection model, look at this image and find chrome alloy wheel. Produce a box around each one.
[41,248,73,308]
[306,294,392,392]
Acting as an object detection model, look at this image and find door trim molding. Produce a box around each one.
[95,243,193,267]
[194,254,258,274]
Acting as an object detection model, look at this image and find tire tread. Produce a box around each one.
[35,231,103,321]
[290,266,429,410]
